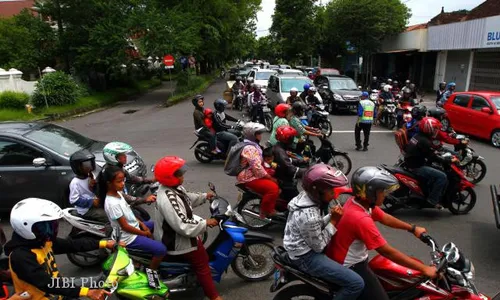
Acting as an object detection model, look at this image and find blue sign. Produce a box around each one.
[487,31,500,41]
[180,56,188,69]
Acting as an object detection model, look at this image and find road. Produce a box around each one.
[3,80,500,299]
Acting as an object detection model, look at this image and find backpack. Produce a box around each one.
[394,127,408,154]
[224,141,253,176]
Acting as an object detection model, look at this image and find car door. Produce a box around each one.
[468,95,495,138]
[0,138,63,210]
[445,94,471,133]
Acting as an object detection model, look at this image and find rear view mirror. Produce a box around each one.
[208,182,216,192]
[481,107,492,114]
[33,157,47,167]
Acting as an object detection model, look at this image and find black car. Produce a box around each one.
[314,75,362,113]
[0,122,147,211]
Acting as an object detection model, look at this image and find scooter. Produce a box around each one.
[250,100,273,132]
[127,183,276,294]
[307,104,333,137]
[270,234,496,299]
[301,136,353,176]
[190,120,245,163]
[381,153,476,215]
[380,99,397,129]
[232,89,245,111]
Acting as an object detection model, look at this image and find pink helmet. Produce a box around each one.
[302,164,349,204]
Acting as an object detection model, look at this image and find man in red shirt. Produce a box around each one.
[326,166,438,300]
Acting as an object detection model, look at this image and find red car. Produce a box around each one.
[443,91,500,147]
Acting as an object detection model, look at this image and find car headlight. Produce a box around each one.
[117,258,135,276]
[465,262,475,280]
[333,94,343,101]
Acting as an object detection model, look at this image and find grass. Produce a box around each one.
[166,74,217,106]
[0,78,162,121]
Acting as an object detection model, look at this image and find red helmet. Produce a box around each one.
[302,164,349,204]
[276,126,298,144]
[419,117,442,138]
[154,156,186,187]
[275,104,291,118]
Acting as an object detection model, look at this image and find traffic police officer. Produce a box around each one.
[355,92,375,151]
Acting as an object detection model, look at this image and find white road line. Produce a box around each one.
[332,130,393,133]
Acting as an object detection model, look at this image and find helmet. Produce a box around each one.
[242,122,267,142]
[411,106,427,121]
[351,166,399,207]
[290,87,298,94]
[275,103,291,118]
[192,94,204,107]
[103,142,133,165]
[448,82,456,88]
[236,76,242,82]
[303,83,311,91]
[214,98,227,112]
[409,83,416,89]
[302,164,348,205]
[292,101,306,116]
[439,81,446,88]
[69,149,96,178]
[361,91,369,98]
[154,156,186,187]
[11,198,63,240]
[402,87,411,94]
[276,126,298,144]
[383,85,391,92]
[387,79,393,83]
[372,76,377,81]
[419,117,442,138]
[308,86,317,92]
[405,80,410,84]
[427,107,447,121]
[380,83,386,89]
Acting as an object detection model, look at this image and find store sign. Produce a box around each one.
[484,16,500,48]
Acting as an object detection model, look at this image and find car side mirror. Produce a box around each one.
[481,107,492,114]
[33,157,47,167]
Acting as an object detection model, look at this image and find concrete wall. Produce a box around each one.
[444,50,471,91]
[0,69,37,95]
[381,29,428,52]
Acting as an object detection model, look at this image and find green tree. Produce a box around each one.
[255,35,281,62]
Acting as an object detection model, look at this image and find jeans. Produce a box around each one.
[244,178,280,216]
[355,123,372,148]
[198,128,217,150]
[351,260,389,300]
[411,166,448,205]
[217,131,238,151]
[291,251,364,300]
[127,221,167,256]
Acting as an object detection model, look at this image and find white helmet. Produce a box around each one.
[309,86,317,92]
[242,122,267,142]
[10,198,63,240]
[387,79,393,83]
[290,87,298,93]
[103,142,133,165]
[383,85,392,92]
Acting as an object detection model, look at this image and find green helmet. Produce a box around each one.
[103,142,133,165]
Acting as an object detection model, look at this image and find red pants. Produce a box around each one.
[183,239,219,299]
[245,178,280,215]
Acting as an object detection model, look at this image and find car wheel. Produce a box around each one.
[491,129,500,148]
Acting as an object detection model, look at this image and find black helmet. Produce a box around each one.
[292,101,306,116]
[214,98,228,112]
[192,94,204,107]
[70,149,96,178]
[427,107,447,121]
[236,76,242,82]
[411,106,427,121]
[351,166,399,208]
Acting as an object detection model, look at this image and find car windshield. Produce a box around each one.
[24,124,93,157]
[329,78,358,90]
[491,96,500,110]
[255,72,275,80]
[281,78,313,92]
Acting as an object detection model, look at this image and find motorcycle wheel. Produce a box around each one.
[464,160,487,184]
[320,120,333,137]
[265,114,273,132]
[67,235,107,268]
[328,153,352,175]
[231,243,275,282]
[448,187,476,215]
[389,116,397,130]
[237,197,272,229]
[194,143,214,163]
[272,283,329,300]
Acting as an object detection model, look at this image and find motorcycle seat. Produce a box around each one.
[382,165,426,183]
[235,183,260,196]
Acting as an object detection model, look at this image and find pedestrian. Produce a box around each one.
[355,92,375,151]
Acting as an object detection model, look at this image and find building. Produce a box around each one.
[374,0,500,92]
[0,0,36,17]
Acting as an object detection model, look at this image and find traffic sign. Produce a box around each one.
[163,54,174,67]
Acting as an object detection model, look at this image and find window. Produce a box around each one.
[255,72,275,81]
[24,124,93,157]
[453,95,471,107]
[491,96,500,110]
[280,78,313,92]
[471,96,491,111]
[328,78,358,90]
[0,140,43,166]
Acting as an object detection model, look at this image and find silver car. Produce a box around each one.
[266,74,323,108]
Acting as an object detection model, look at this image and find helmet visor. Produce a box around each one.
[33,220,59,241]
[81,159,95,171]
[382,183,400,197]
[174,165,188,177]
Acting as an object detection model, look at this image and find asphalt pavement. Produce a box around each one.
[2,79,499,299]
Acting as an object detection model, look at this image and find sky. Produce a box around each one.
[255,0,486,37]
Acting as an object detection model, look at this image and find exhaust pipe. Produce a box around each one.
[241,209,272,224]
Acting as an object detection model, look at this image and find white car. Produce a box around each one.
[246,69,277,93]
[277,69,305,76]
[266,74,323,108]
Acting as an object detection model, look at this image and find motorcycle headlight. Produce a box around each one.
[333,94,343,101]
[117,258,135,276]
[318,104,325,110]
[464,262,475,280]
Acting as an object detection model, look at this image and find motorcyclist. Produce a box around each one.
[231,76,245,96]
[438,82,456,107]
[286,87,302,105]
[304,86,321,122]
[402,79,411,91]
[406,106,427,139]
[269,103,292,146]
[283,164,364,300]
[245,77,254,93]
[404,117,454,209]
[387,79,393,86]
[391,80,400,96]
[248,84,267,123]
[375,85,394,125]
[409,83,418,100]
[370,76,378,90]
[300,83,311,101]
[5,198,116,300]
[397,87,417,128]
[152,156,222,300]
[436,81,446,104]
[212,98,239,151]
[326,166,438,300]
[289,102,323,153]
[273,126,309,201]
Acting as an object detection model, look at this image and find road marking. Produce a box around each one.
[333,130,393,133]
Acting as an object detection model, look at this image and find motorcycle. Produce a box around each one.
[307,104,333,137]
[251,100,273,132]
[270,234,496,300]
[190,120,245,163]
[380,99,397,129]
[232,89,245,111]
[448,134,486,184]
[490,185,500,229]
[127,183,276,293]
[397,103,414,129]
[382,153,476,215]
[301,136,352,176]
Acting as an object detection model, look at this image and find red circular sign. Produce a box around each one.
[163,54,174,66]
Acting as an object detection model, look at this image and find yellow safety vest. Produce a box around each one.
[359,99,375,123]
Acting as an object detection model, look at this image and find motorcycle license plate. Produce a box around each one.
[263,107,271,112]
[145,268,161,289]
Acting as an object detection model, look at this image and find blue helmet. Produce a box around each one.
[447,82,456,89]
[303,83,311,91]
[361,91,369,98]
